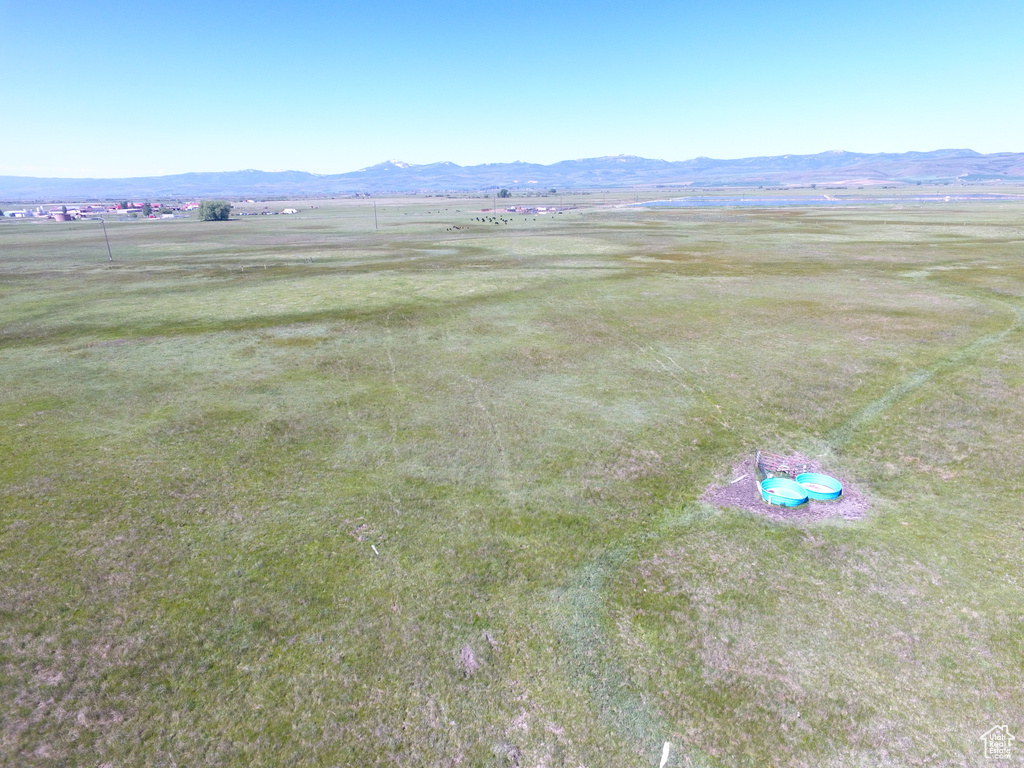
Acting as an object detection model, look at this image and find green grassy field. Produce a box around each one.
[2,192,1022,766]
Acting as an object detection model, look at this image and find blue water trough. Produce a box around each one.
[796,472,843,501]
[759,477,809,507]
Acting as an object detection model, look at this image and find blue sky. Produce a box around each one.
[2,0,1022,178]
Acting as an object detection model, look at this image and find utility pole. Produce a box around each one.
[373,201,378,231]
[100,218,113,262]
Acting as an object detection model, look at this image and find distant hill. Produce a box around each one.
[2,149,1023,201]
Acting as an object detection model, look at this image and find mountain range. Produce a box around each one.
[2,149,1023,201]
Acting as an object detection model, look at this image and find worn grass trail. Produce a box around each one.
[549,507,724,767]
[826,290,1023,450]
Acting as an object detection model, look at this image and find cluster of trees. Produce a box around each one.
[198,200,231,221]
[494,188,556,198]
[118,200,151,216]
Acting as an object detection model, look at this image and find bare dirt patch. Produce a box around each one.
[702,455,870,522]
[457,644,480,677]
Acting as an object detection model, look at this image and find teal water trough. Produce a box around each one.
[796,472,843,501]
[759,477,809,507]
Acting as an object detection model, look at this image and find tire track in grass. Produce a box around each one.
[467,376,520,510]
[540,282,727,766]
[548,508,720,768]
[826,291,1023,449]
[540,278,734,765]
[382,309,406,451]
[382,309,409,523]
[549,285,1021,767]
[583,280,735,432]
